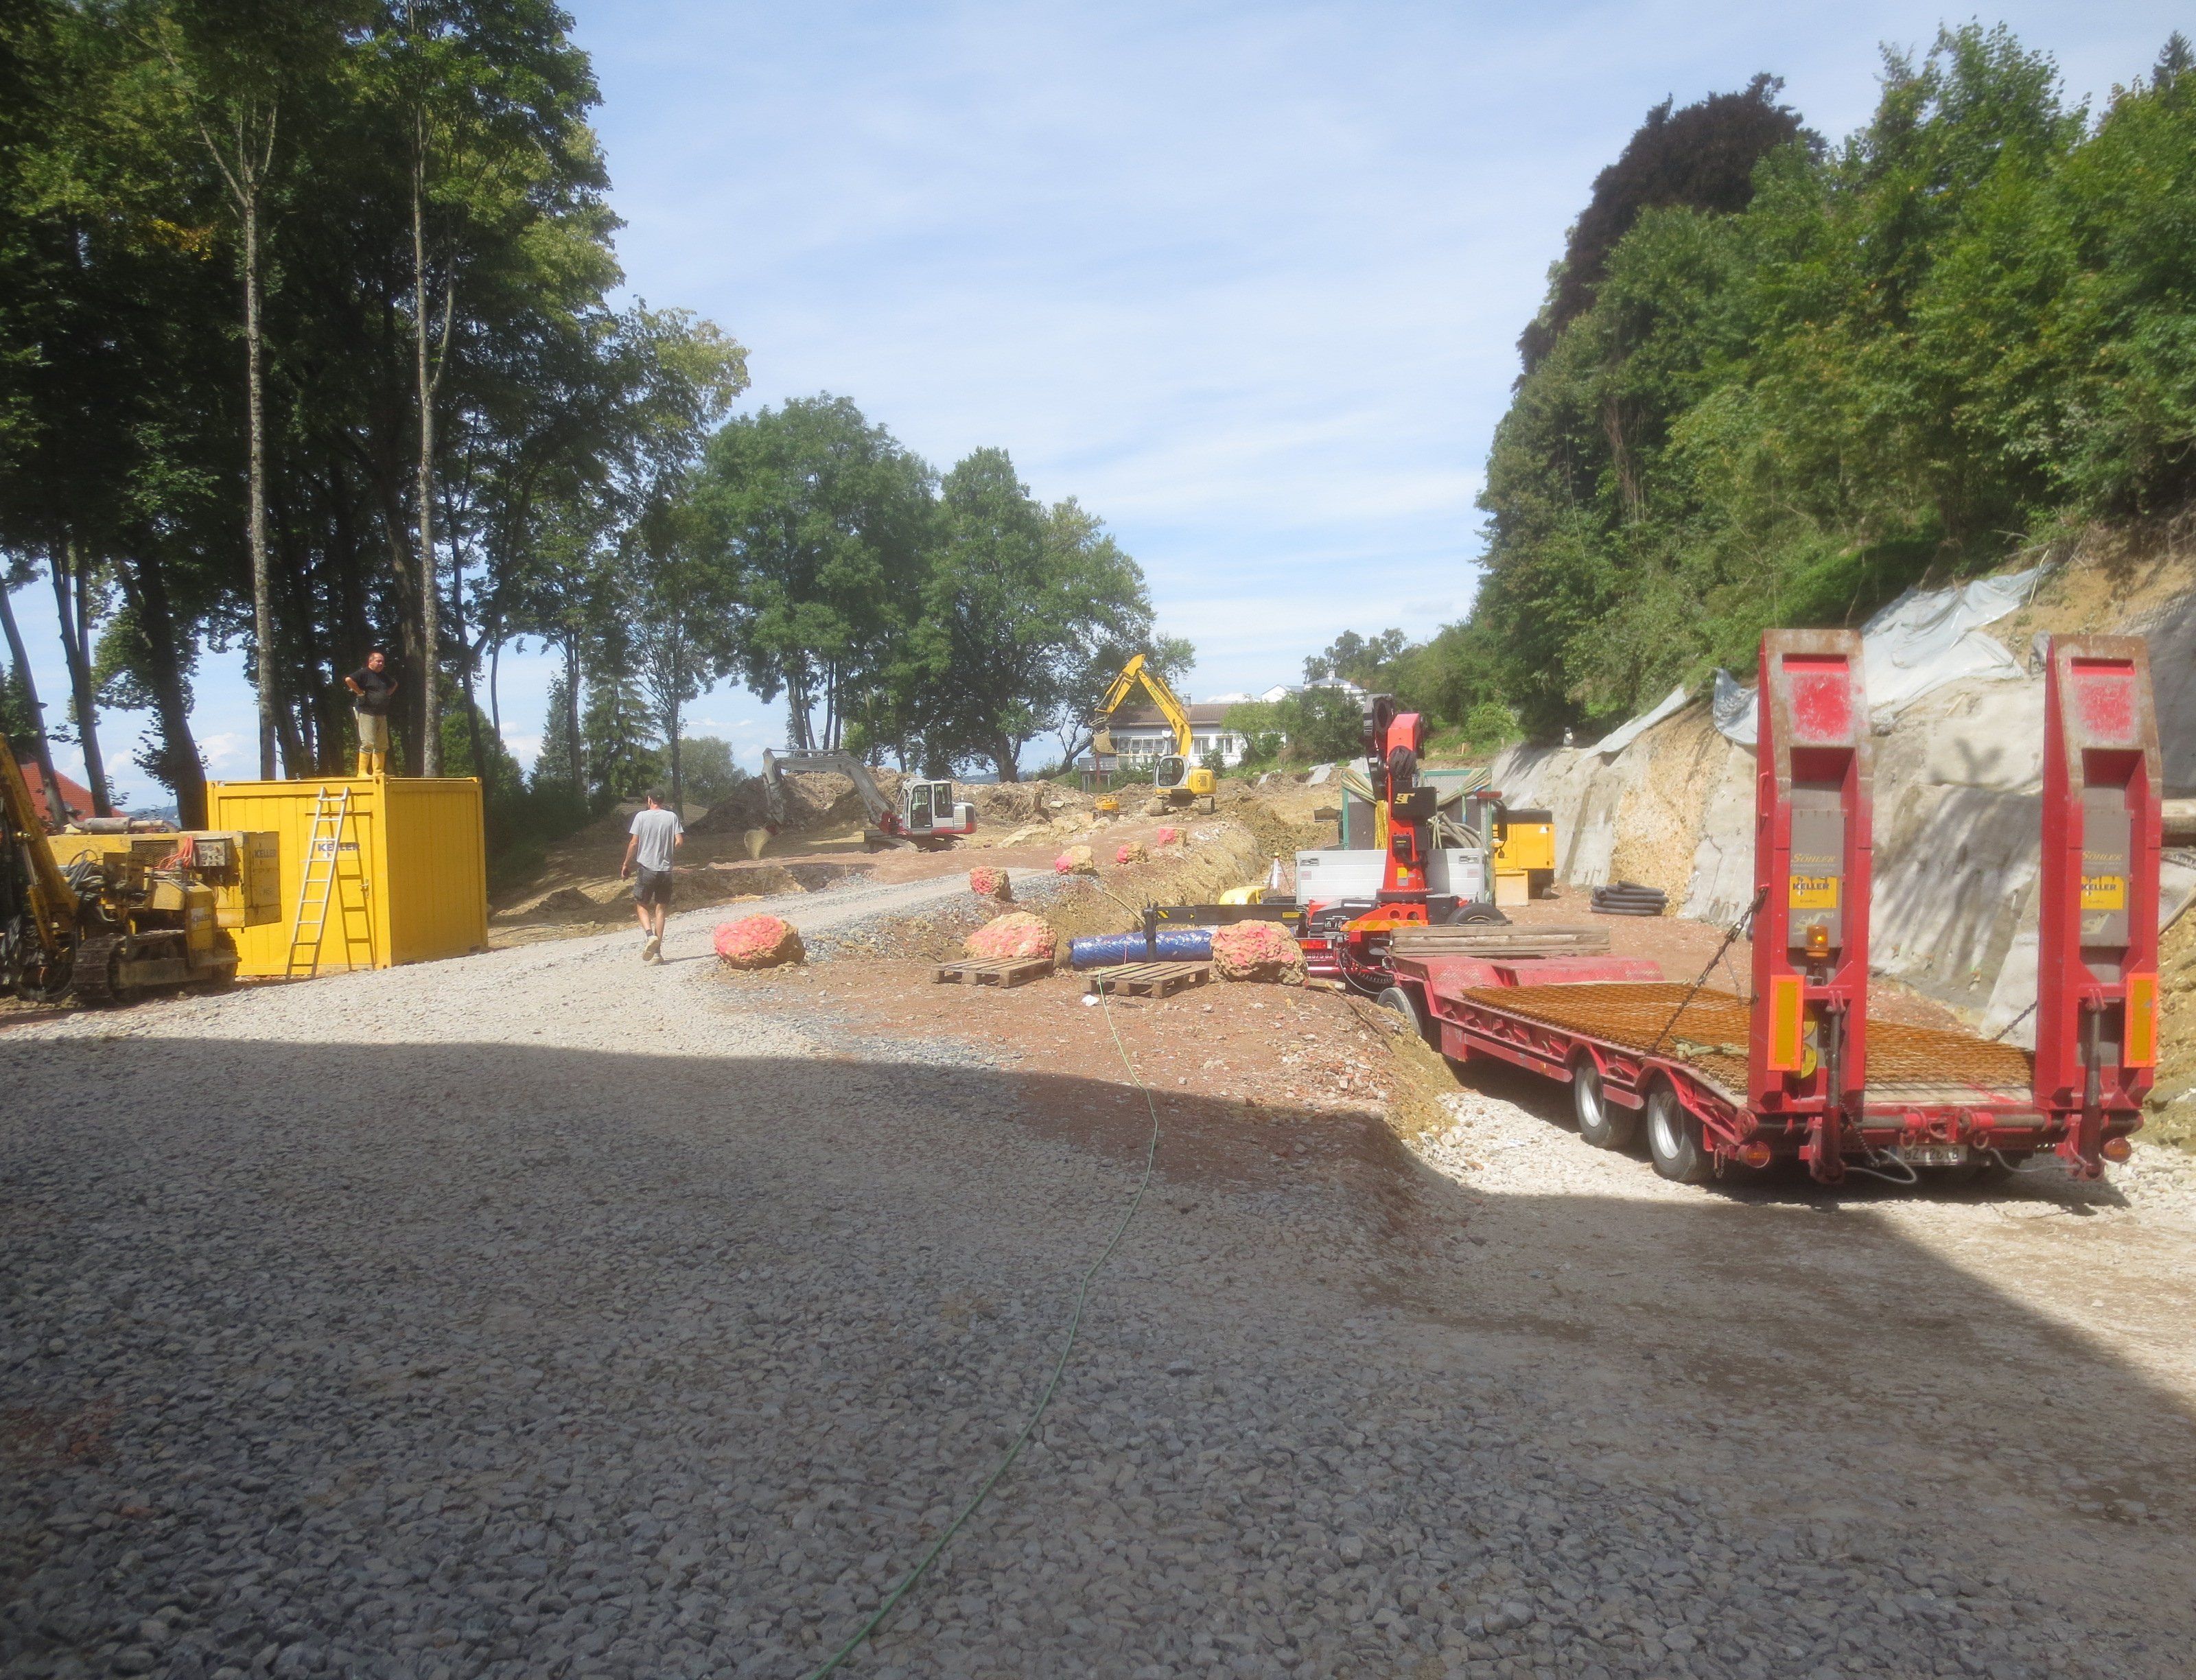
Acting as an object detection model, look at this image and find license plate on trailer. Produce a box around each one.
[1896,1145,1970,1168]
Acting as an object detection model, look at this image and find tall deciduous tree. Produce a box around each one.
[912,451,1157,781]
[146,0,349,776]
[691,395,931,753]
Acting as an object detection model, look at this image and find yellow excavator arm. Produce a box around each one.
[1091,653,1195,758]
[1089,653,1214,807]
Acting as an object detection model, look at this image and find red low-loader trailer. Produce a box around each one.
[1384,631,2159,1185]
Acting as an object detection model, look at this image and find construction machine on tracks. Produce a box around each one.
[757,750,976,851]
[1088,653,1216,814]
[1,734,281,1005]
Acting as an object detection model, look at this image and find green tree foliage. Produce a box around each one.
[0,0,747,829]
[3,2,1173,840]
[674,736,746,810]
[1222,686,1366,767]
[689,395,931,755]
[910,452,1157,781]
[1463,26,2196,739]
[1303,629,1405,686]
[687,411,1169,782]
[1523,74,1807,365]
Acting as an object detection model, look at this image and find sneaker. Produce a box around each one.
[644,935,662,963]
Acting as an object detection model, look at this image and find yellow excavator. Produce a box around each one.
[1089,653,1217,813]
[1,733,279,1004]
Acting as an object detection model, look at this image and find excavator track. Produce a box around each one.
[69,932,130,1006]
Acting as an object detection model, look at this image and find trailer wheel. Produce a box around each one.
[1570,1051,1637,1151]
[1377,985,1429,1045]
[1644,1080,1711,1184]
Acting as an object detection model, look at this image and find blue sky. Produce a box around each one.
[7,0,2188,802]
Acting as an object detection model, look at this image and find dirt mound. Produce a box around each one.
[688,780,773,835]
[690,769,904,837]
[1218,784,1336,863]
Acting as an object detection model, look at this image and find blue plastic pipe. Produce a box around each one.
[1068,929,1214,968]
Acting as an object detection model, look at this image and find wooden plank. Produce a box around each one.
[931,956,1054,988]
[1389,924,1610,955]
[1085,961,1211,999]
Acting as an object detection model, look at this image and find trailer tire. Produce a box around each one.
[1644,1080,1712,1184]
[1570,1052,1637,1151]
[1377,985,1429,1045]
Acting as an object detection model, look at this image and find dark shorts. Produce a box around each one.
[633,866,674,908]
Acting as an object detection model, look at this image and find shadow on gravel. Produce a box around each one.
[4,1035,2193,1678]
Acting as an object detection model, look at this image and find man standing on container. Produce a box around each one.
[343,650,397,777]
[620,787,684,963]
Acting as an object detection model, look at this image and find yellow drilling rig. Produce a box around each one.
[1,734,279,1005]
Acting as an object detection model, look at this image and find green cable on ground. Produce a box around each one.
[799,985,1165,1678]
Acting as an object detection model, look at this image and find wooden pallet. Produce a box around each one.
[1085,961,1211,999]
[932,956,1055,988]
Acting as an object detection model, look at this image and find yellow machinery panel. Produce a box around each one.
[1493,808,1556,874]
[205,777,487,976]
[47,829,283,929]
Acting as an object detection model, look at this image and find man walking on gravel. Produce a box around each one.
[342,649,397,777]
[620,788,684,963]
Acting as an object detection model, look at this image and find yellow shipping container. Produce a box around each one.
[204,776,487,976]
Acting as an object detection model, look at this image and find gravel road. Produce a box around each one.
[6,889,2196,1680]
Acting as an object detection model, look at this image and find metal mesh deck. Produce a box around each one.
[1457,983,2035,1106]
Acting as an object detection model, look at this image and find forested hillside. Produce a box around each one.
[1359,26,2196,743]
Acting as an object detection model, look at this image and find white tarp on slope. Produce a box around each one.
[1591,682,1688,757]
[1709,563,2050,745]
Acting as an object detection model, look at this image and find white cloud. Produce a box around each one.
[197,733,252,774]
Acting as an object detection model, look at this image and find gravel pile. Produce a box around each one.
[5,880,2194,1679]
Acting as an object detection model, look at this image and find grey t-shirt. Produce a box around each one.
[629,806,683,873]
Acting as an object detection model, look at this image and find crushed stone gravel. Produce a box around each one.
[5,874,2195,1680]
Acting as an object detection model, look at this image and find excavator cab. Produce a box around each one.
[1155,754,1216,804]
[902,780,942,832]
[885,779,974,848]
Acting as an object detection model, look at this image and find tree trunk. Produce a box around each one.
[488,625,502,751]
[668,694,683,813]
[374,481,428,773]
[0,583,66,827]
[445,509,486,788]
[785,681,808,752]
[112,555,205,828]
[411,123,441,775]
[275,708,306,780]
[243,188,277,778]
[994,738,1020,783]
[47,542,110,815]
[563,636,583,794]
